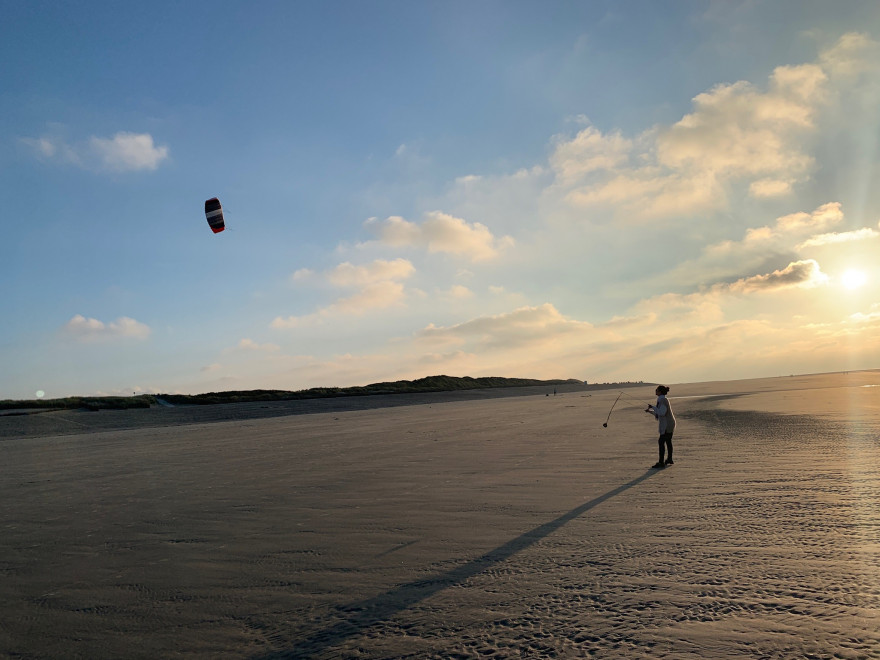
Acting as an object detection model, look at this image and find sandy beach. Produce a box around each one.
[2,371,879,658]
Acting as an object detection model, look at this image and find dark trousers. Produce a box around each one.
[658,432,674,463]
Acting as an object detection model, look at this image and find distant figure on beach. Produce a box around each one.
[646,385,675,468]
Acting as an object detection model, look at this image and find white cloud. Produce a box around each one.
[270,316,301,330]
[89,132,169,171]
[365,212,514,261]
[439,284,474,300]
[564,168,725,220]
[327,258,415,286]
[848,303,880,325]
[393,141,431,169]
[726,259,828,293]
[775,201,843,232]
[331,280,407,315]
[749,178,793,198]
[20,135,83,166]
[550,126,633,183]
[24,137,58,158]
[63,315,151,341]
[655,62,827,176]
[22,131,169,172]
[657,72,822,173]
[272,260,412,328]
[819,32,880,80]
[231,338,280,352]
[291,268,315,282]
[418,303,591,351]
[365,216,421,246]
[797,226,880,249]
[631,290,725,325]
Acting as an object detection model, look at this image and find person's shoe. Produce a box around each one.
[651,462,666,469]
[665,459,674,465]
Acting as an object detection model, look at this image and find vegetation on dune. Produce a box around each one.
[0,396,153,412]
[1,375,647,411]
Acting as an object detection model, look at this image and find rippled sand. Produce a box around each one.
[2,372,879,658]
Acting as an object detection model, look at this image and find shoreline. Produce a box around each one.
[5,369,879,441]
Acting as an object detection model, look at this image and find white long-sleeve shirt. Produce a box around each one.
[652,395,676,434]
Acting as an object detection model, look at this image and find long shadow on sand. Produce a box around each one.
[256,469,657,659]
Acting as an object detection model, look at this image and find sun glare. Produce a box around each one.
[841,269,868,290]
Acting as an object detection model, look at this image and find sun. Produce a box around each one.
[841,269,868,290]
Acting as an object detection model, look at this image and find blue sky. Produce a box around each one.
[3,1,880,398]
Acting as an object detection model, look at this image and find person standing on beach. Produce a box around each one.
[646,385,675,468]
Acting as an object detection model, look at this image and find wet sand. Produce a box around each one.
[1,371,879,658]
